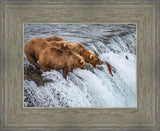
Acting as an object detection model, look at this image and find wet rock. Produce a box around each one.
[24,65,53,87]
[105,34,115,38]
[96,66,104,71]
[85,64,94,73]
[126,55,129,60]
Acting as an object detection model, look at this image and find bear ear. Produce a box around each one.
[63,43,67,47]
[89,55,93,59]
[89,50,92,53]
[80,60,84,64]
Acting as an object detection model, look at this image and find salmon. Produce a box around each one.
[106,62,114,77]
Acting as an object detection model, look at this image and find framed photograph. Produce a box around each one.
[24,23,137,108]
[1,1,159,130]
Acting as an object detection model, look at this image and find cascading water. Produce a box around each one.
[24,24,136,107]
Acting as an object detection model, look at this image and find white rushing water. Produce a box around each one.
[24,24,136,107]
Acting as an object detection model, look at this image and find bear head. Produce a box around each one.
[85,50,103,68]
[73,53,85,69]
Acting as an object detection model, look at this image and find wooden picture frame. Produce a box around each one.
[1,1,159,130]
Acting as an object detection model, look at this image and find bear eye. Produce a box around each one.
[89,55,93,59]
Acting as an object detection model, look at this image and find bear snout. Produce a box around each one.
[98,59,103,65]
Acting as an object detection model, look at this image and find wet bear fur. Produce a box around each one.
[39,47,85,79]
[24,37,69,68]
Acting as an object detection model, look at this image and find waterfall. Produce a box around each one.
[24,24,136,107]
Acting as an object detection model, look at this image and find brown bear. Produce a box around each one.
[44,36,102,68]
[67,42,103,68]
[39,47,85,79]
[24,37,69,69]
[44,36,64,42]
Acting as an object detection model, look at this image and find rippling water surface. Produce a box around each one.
[24,24,136,107]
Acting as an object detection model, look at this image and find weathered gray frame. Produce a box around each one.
[1,1,159,130]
